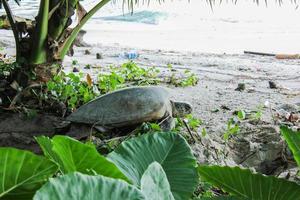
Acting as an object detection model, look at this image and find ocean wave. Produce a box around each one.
[97,11,168,25]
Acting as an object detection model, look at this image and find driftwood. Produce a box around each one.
[244,51,275,57]
[244,51,300,60]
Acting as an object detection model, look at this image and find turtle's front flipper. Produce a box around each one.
[159,116,175,131]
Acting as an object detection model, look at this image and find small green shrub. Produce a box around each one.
[46,72,97,109]
[0,60,19,77]
[223,118,240,140]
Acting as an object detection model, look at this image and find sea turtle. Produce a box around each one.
[67,86,192,131]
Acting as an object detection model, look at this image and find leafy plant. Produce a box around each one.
[250,105,264,120]
[46,72,97,109]
[175,114,202,131]
[223,118,240,140]
[98,70,125,93]
[97,61,160,93]
[178,70,199,87]
[198,165,300,200]
[36,135,128,181]
[237,110,246,120]
[280,126,300,167]
[141,162,175,200]
[2,128,300,200]
[0,148,58,199]
[168,68,199,87]
[108,132,199,200]
[0,0,138,83]
[33,172,145,200]
[0,60,19,77]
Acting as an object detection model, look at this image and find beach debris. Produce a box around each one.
[120,50,139,59]
[235,83,245,91]
[96,53,103,59]
[72,67,79,72]
[244,51,300,60]
[86,74,92,87]
[274,104,300,129]
[67,86,193,132]
[84,49,91,55]
[269,81,278,89]
[275,54,300,59]
[221,105,231,111]
[244,51,275,57]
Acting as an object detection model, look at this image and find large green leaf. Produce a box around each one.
[36,136,62,165]
[198,165,300,200]
[0,148,58,199]
[108,132,198,200]
[280,126,300,167]
[33,172,145,200]
[37,135,128,181]
[141,162,175,200]
[194,196,240,200]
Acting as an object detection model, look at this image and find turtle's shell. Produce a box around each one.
[67,86,172,127]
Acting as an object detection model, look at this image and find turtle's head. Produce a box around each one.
[171,101,193,117]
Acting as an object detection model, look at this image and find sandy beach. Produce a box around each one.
[1,25,300,176]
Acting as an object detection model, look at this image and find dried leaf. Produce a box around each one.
[86,74,92,87]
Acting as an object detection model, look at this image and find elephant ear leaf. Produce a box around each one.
[280,126,300,167]
[0,148,58,200]
[198,165,300,200]
[108,132,198,200]
[33,172,145,200]
[141,162,174,200]
[36,135,128,181]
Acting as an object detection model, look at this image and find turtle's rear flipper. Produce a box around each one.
[159,116,175,131]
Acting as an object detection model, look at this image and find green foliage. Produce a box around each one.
[98,71,125,93]
[178,70,199,87]
[223,118,240,140]
[33,173,145,200]
[280,126,300,167]
[46,72,96,109]
[193,181,215,199]
[141,162,175,200]
[149,123,162,131]
[36,135,128,181]
[197,196,240,200]
[2,129,300,199]
[201,127,207,137]
[249,105,264,120]
[98,61,160,93]
[237,110,246,120]
[175,114,202,131]
[168,68,199,87]
[0,60,19,77]
[186,114,202,130]
[108,132,199,200]
[0,148,58,199]
[72,59,79,65]
[198,165,300,200]
[45,61,198,111]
